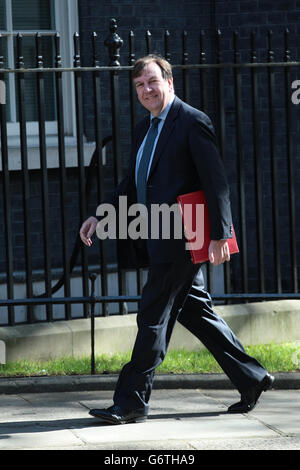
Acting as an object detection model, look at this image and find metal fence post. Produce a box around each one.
[35,33,53,321]
[74,32,89,317]
[104,19,128,316]
[55,32,71,320]
[16,33,34,322]
[0,34,14,325]
[267,30,281,293]
[89,272,98,375]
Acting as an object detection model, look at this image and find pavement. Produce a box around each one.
[0,372,299,451]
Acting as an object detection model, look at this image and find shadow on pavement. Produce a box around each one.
[0,410,228,434]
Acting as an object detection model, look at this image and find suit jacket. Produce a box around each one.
[105,95,233,268]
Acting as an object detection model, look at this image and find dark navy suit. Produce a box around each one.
[105,96,267,413]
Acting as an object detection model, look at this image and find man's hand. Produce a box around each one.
[209,239,230,265]
[79,216,98,247]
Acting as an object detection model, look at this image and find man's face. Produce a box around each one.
[133,61,174,116]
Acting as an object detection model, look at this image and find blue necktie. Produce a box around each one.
[136,117,160,205]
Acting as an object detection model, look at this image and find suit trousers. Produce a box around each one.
[113,259,267,413]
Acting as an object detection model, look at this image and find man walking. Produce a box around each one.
[79,55,274,424]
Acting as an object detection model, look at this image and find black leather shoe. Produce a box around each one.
[89,405,148,425]
[228,373,275,414]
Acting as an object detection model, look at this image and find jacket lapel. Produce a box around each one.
[129,117,150,181]
[147,96,182,180]
[134,117,150,159]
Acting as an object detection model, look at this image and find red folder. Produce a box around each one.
[177,190,239,264]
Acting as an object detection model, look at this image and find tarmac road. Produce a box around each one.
[0,373,299,451]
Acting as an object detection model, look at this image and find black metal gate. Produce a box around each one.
[1,19,300,326]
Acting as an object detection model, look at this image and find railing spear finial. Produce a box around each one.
[104,18,123,66]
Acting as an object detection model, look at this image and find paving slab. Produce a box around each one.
[205,389,300,436]
[0,388,299,450]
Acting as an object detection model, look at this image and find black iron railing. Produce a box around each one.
[0,19,300,326]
